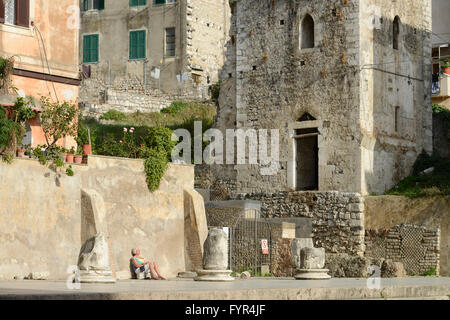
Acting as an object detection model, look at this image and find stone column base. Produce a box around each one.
[178,272,198,278]
[194,269,235,282]
[79,270,116,283]
[294,269,331,280]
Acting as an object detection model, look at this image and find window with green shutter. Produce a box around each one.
[83,34,99,63]
[83,0,104,11]
[154,0,177,5]
[130,0,146,7]
[129,30,146,60]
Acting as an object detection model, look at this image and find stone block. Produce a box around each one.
[300,247,325,270]
[381,260,407,278]
[27,272,49,280]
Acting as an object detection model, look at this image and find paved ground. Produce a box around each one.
[0,277,449,300]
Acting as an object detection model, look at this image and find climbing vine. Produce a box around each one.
[0,56,15,93]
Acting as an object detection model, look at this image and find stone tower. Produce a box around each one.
[208,0,432,197]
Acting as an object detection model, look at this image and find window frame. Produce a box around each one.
[0,0,30,28]
[129,29,147,60]
[300,14,315,50]
[130,0,147,7]
[83,34,100,64]
[165,27,176,57]
[154,0,176,6]
[83,0,105,11]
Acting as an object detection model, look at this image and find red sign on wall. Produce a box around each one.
[261,239,269,255]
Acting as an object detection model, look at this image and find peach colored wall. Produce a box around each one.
[0,0,79,79]
[12,76,78,149]
[1,0,80,149]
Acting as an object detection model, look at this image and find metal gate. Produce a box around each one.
[230,210,273,276]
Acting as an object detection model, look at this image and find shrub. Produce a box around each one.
[161,101,188,115]
[210,81,221,103]
[0,98,36,160]
[66,165,74,177]
[143,127,177,160]
[40,96,77,148]
[386,151,450,197]
[144,149,168,192]
[101,110,127,121]
[76,117,95,148]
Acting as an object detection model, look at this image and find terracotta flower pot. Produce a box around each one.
[66,154,74,163]
[82,144,92,155]
[74,155,83,164]
[443,66,450,75]
[17,149,25,157]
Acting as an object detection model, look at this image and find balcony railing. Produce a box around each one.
[432,73,450,97]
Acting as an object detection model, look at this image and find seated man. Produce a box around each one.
[130,248,166,280]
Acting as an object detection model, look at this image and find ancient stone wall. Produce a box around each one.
[432,112,449,158]
[0,156,205,280]
[365,223,440,275]
[238,191,365,256]
[359,0,433,195]
[79,0,230,117]
[364,195,449,276]
[209,0,432,196]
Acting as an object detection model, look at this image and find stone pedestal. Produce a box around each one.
[293,269,331,280]
[291,238,330,280]
[194,228,234,282]
[78,232,116,283]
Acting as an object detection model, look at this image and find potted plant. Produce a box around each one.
[77,119,93,155]
[74,147,83,164]
[61,147,68,158]
[66,147,75,163]
[17,145,25,157]
[441,57,450,75]
[25,145,33,158]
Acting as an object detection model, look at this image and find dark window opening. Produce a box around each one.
[0,0,29,27]
[84,0,105,11]
[297,112,316,122]
[165,27,176,57]
[394,106,400,132]
[393,16,400,50]
[295,128,319,191]
[280,20,285,26]
[301,14,314,49]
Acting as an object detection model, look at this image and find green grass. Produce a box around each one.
[81,100,216,158]
[385,152,450,198]
[97,101,216,128]
[422,268,437,277]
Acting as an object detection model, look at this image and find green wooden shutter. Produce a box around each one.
[137,31,145,59]
[83,35,99,63]
[83,0,89,11]
[130,30,145,59]
[91,35,99,62]
[83,36,89,63]
[98,0,105,10]
[155,0,165,5]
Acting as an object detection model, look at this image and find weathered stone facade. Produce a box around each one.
[365,223,440,275]
[238,191,365,256]
[79,0,230,118]
[210,0,432,196]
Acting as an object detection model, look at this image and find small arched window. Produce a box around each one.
[301,14,315,49]
[393,16,400,50]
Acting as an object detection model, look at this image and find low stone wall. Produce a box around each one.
[364,195,449,276]
[237,192,365,256]
[365,223,440,276]
[0,156,206,280]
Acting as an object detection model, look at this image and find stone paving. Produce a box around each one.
[0,277,449,300]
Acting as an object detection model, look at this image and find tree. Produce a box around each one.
[39,96,77,149]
